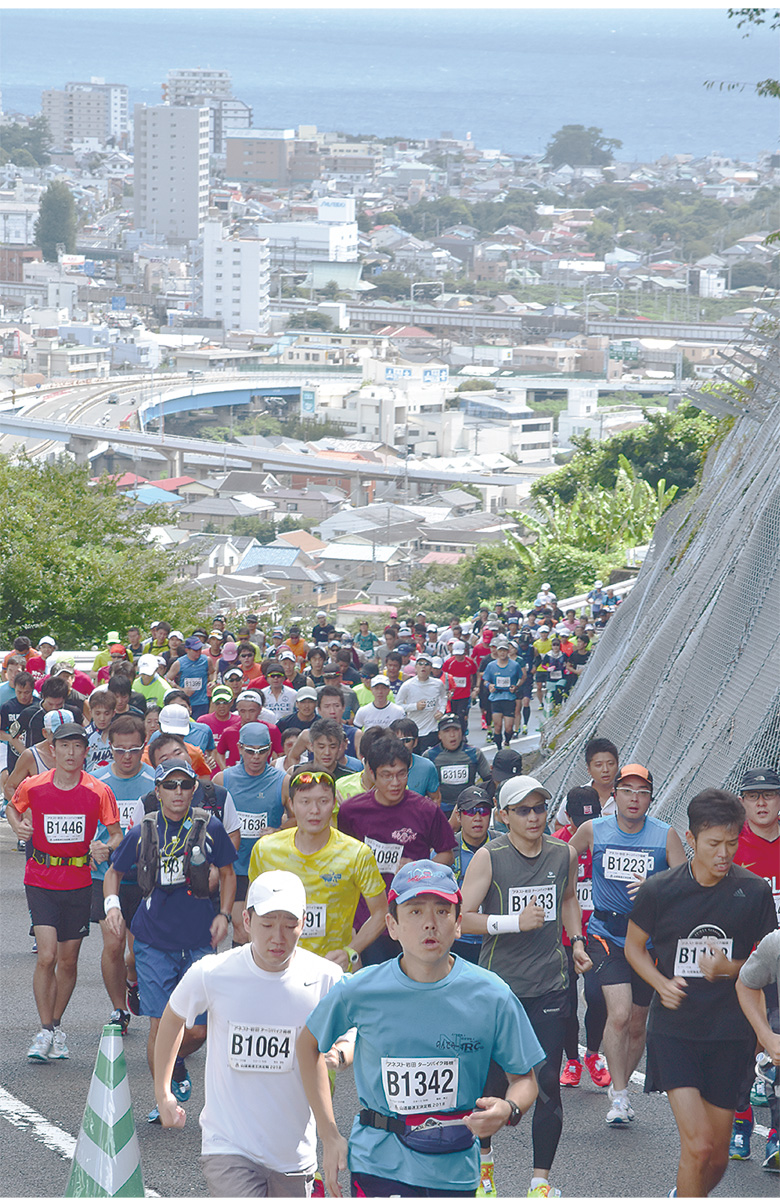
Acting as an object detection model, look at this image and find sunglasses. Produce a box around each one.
[461,805,492,816]
[112,745,144,755]
[159,778,196,791]
[290,770,335,791]
[240,744,270,755]
[508,802,547,816]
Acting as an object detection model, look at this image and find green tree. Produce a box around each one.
[585,217,616,257]
[530,404,725,505]
[0,116,51,166]
[544,125,622,168]
[0,456,206,647]
[295,310,333,330]
[34,180,78,261]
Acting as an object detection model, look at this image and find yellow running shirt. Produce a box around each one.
[247,827,385,956]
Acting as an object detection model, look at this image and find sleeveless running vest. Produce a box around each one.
[479,833,571,998]
[589,813,670,946]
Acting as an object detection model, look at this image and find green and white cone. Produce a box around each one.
[65,1024,144,1197]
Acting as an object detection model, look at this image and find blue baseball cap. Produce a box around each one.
[237,721,271,748]
[388,860,461,905]
[154,757,196,783]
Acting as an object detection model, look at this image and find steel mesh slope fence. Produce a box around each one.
[536,359,780,837]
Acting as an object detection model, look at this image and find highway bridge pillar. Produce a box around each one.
[160,447,183,477]
[350,474,365,506]
[67,434,94,466]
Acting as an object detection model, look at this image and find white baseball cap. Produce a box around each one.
[497,775,552,810]
[246,870,307,919]
[159,705,190,735]
[138,654,160,676]
[451,640,467,654]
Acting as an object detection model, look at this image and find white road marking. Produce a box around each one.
[578,1044,770,1138]
[0,1084,161,1195]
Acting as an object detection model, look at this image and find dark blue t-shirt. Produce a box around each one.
[111,810,236,951]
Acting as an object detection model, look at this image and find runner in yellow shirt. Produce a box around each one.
[248,767,388,972]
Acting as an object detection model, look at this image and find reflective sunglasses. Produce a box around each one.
[240,744,270,756]
[159,778,197,791]
[508,802,547,816]
[112,745,144,755]
[290,769,335,792]
[461,805,492,816]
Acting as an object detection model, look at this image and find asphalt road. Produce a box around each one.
[0,704,775,1199]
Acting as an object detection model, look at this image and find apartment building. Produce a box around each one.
[164,68,232,104]
[225,129,296,185]
[200,219,270,333]
[133,104,210,242]
[42,79,129,150]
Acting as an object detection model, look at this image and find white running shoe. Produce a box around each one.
[27,1028,53,1061]
[48,1027,69,1059]
[606,1087,633,1126]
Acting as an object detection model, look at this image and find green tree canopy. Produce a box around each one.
[544,125,622,168]
[35,180,78,262]
[0,456,206,647]
[530,403,725,505]
[0,116,51,166]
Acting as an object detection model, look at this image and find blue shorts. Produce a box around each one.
[133,940,212,1021]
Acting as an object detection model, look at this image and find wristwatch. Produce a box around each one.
[505,1100,522,1127]
[570,934,587,948]
[219,911,233,925]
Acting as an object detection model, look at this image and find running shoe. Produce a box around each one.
[583,1052,611,1088]
[171,1067,191,1103]
[48,1027,69,1060]
[126,981,141,1016]
[311,1173,325,1198]
[27,1028,53,1062]
[17,838,26,851]
[605,1087,633,1127]
[31,940,37,954]
[108,1008,131,1035]
[729,1118,752,1160]
[762,1130,779,1171]
[476,1159,495,1197]
[750,1077,772,1107]
[147,1105,161,1124]
[527,1184,561,1198]
[560,1059,582,1087]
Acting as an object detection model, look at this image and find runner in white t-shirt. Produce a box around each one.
[153,870,343,1198]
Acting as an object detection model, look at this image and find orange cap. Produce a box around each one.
[616,763,653,787]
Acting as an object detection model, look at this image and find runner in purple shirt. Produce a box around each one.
[337,735,456,965]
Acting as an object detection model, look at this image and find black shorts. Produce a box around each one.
[645,1033,754,1110]
[26,884,91,943]
[235,874,249,902]
[90,880,143,926]
[588,933,654,1007]
[490,698,516,717]
[518,679,533,699]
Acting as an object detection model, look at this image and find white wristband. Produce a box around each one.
[104,894,121,915]
[486,914,520,935]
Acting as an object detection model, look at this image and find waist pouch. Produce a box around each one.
[593,908,629,939]
[359,1108,475,1155]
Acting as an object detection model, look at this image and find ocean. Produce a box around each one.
[0,8,777,161]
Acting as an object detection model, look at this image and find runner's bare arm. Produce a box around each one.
[625,918,687,1009]
[460,845,494,935]
[569,819,594,857]
[350,889,389,958]
[465,1069,538,1138]
[665,826,687,867]
[153,1003,187,1129]
[562,846,591,973]
[297,1026,348,1198]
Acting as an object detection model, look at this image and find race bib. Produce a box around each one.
[603,848,652,882]
[228,1023,295,1072]
[116,800,137,832]
[303,903,327,938]
[439,764,469,786]
[366,837,403,873]
[382,1057,459,1114]
[576,880,593,913]
[237,810,268,838]
[182,677,201,694]
[453,677,468,690]
[674,938,733,977]
[495,675,511,689]
[43,813,85,844]
[159,858,186,887]
[507,883,557,921]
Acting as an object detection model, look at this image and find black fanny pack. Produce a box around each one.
[359,1108,475,1155]
[593,909,630,939]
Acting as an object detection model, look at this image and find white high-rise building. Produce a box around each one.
[164,68,232,105]
[200,219,270,333]
[42,79,129,150]
[133,104,210,242]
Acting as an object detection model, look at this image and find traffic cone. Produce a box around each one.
[65,1024,144,1197]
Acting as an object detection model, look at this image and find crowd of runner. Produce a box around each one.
[1,590,778,1200]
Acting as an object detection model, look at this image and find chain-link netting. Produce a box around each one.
[536,336,780,837]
